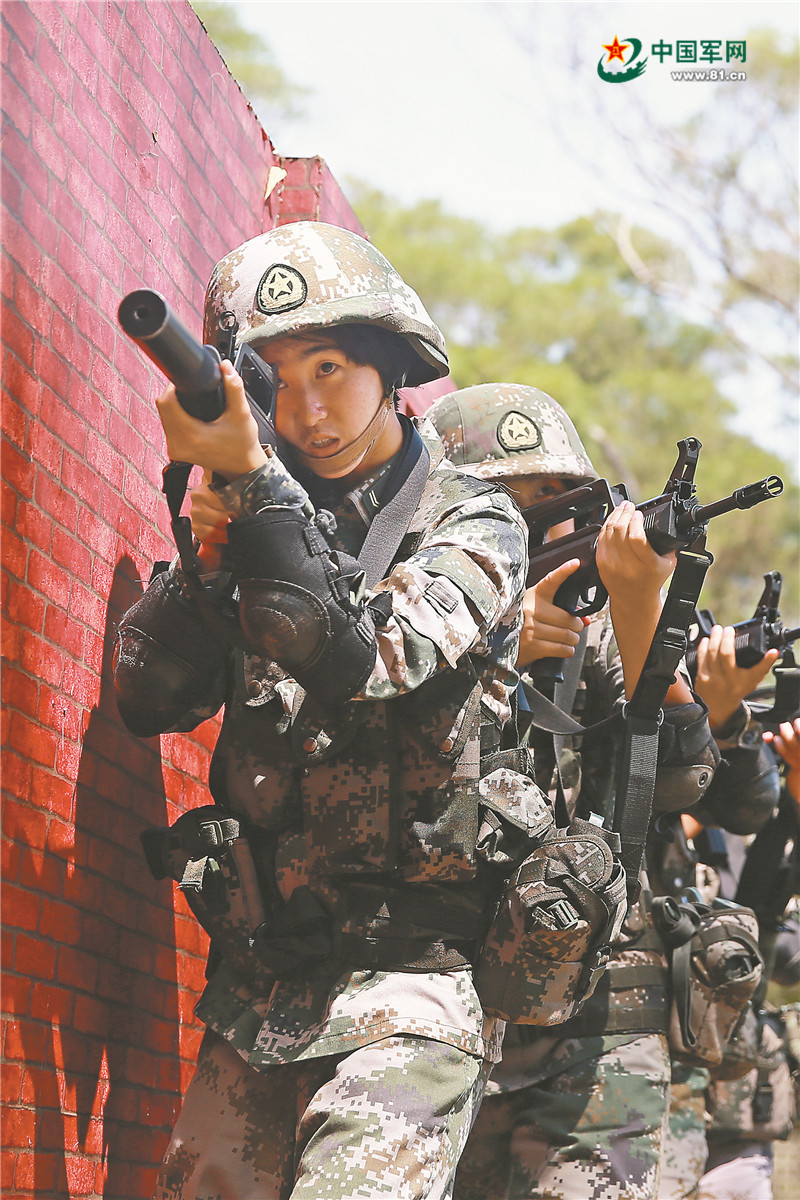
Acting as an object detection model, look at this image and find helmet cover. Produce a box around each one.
[203,221,448,387]
[428,383,596,482]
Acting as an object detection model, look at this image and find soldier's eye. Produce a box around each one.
[318,361,337,376]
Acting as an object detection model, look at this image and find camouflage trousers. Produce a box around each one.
[153,1028,491,1199]
[658,1063,710,1200]
[453,1032,671,1200]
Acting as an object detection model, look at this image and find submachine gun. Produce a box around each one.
[686,571,800,672]
[521,438,783,683]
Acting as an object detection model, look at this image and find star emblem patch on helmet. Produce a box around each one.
[497,411,541,452]
[256,264,308,314]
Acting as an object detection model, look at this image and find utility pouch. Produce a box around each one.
[474,818,627,1025]
[140,805,275,989]
[652,888,763,1069]
[709,1007,798,1141]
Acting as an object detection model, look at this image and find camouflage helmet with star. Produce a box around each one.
[203,221,448,387]
[427,383,596,482]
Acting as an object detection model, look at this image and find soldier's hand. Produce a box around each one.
[764,717,800,806]
[517,559,590,669]
[156,360,268,481]
[695,624,780,730]
[596,501,675,602]
[190,472,230,572]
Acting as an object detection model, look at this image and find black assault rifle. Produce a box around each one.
[118,289,277,444]
[686,572,800,673]
[521,438,783,682]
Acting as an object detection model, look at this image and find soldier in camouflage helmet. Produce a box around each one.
[429,383,722,1200]
[113,227,551,1198]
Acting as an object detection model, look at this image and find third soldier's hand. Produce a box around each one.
[517,559,590,669]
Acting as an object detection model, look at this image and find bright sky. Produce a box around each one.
[231,1,799,463]
[234,0,798,231]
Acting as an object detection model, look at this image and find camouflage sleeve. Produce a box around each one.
[361,489,528,700]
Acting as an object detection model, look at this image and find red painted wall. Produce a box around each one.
[1,3,374,1196]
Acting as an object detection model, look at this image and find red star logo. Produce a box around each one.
[603,36,629,64]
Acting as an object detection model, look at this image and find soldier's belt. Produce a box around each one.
[557,963,671,1037]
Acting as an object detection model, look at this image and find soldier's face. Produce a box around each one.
[256,333,400,478]
[503,476,574,540]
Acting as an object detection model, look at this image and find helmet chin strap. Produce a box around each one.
[294,393,394,479]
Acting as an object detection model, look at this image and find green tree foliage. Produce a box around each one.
[353,184,798,624]
[190,1,308,122]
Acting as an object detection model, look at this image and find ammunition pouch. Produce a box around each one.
[475,818,627,1025]
[709,1006,799,1142]
[226,508,377,707]
[652,889,763,1070]
[141,805,332,987]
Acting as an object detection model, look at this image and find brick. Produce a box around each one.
[50,526,93,580]
[1,307,35,369]
[16,498,52,554]
[57,945,99,992]
[1,837,22,882]
[82,218,123,290]
[1,1105,35,1149]
[0,882,40,933]
[35,24,74,105]
[1,70,33,138]
[76,1,121,85]
[31,768,74,825]
[33,470,78,531]
[14,269,54,338]
[65,158,107,229]
[2,206,44,286]
[32,111,68,183]
[0,1064,22,1104]
[14,933,57,981]
[24,543,69,603]
[1,440,35,498]
[2,664,38,717]
[60,658,98,709]
[5,580,44,638]
[7,710,57,768]
[3,0,39,55]
[7,41,56,134]
[0,749,33,803]
[40,257,78,322]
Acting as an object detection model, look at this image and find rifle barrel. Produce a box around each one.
[118,289,225,421]
[686,476,783,528]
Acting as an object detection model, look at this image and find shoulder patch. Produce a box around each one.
[256,264,308,314]
[497,411,541,452]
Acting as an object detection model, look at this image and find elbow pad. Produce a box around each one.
[653,700,720,812]
[690,744,781,835]
[113,570,227,738]
[226,508,377,707]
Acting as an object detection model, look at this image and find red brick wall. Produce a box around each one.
[0,2,369,1197]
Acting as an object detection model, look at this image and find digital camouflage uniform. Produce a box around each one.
[429,384,719,1200]
[114,229,545,1199]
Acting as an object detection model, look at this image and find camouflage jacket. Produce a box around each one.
[115,418,535,1066]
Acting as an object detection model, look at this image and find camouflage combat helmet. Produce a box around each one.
[203,221,448,387]
[427,383,596,482]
